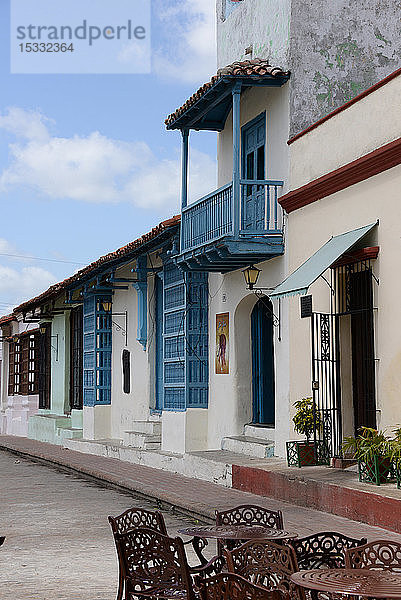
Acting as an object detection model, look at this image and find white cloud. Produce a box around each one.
[0,238,18,255]
[0,107,51,142]
[153,0,216,84]
[0,107,216,212]
[0,264,58,315]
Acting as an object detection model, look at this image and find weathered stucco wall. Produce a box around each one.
[217,0,290,68]
[289,0,401,137]
[290,71,401,189]
[286,73,401,438]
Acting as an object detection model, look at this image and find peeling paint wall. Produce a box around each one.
[217,0,401,138]
[290,0,401,137]
[217,0,291,68]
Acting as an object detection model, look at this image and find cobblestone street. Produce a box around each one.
[0,450,206,600]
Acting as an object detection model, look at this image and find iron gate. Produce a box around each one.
[311,312,342,458]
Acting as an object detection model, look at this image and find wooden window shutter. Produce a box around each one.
[8,342,15,396]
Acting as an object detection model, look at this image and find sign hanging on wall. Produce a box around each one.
[215,312,229,374]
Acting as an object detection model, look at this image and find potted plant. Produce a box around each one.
[342,427,394,485]
[286,397,328,467]
[388,427,401,489]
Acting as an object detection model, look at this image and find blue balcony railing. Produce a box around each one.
[181,183,233,252]
[181,180,283,252]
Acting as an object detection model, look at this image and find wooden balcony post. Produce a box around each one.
[181,128,189,210]
[232,82,242,237]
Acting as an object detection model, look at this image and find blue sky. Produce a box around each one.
[0,0,217,315]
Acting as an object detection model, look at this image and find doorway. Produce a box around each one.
[251,298,275,425]
[242,113,266,231]
[349,269,376,432]
[70,306,83,411]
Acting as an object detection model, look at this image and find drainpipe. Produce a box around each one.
[232,82,242,238]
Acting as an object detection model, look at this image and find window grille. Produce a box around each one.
[39,324,51,408]
[70,306,83,410]
[8,333,39,397]
[83,295,112,406]
[160,262,209,411]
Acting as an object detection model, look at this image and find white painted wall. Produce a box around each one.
[204,82,291,457]
[290,73,401,190]
[83,405,111,440]
[0,317,39,436]
[286,74,401,439]
[162,409,208,454]
[110,261,153,441]
[218,85,290,189]
[207,256,291,456]
[50,313,70,415]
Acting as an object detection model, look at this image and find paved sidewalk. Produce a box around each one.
[1,434,401,542]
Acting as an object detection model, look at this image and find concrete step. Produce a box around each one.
[57,427,83,441]
[126,421,161,436]
[64,439,235,486]
[244,424,275,442]
[123,430,161,450]
[221,435,275,459]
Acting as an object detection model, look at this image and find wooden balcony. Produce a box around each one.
[176,180,284,272]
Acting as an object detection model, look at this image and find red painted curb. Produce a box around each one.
[232,465,401,534]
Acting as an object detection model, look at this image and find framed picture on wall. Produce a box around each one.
[215,312,229,374]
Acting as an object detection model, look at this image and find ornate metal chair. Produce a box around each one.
[345,540,401,571]
[215,505,284,555]
[109,508,208,600]
[196,572,288,600]
[115,527,224,600]
[224,539,304,600]
[289,531,367,569]
[109,508,168,600]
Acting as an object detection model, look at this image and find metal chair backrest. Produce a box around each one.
[108,507,167,536]
[289,531,368,569]
[197,572,288,600]
[215,505,284,530]
[225,539,304,600]
[116,526,195,600]
[345,540,401,571]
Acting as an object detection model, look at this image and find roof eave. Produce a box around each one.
[166,73,290,132]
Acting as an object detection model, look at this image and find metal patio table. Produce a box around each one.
[179,524,297,562]
[291,568,401,599]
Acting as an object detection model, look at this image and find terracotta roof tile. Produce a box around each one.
[13,215,180,314]
[165,58,290,128]
[0,314,16,326]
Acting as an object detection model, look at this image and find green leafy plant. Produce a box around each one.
[388,426,401,467]
[292,397,321,443]
[342,427,390,462]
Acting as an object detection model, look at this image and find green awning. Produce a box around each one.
[269,223,377,300]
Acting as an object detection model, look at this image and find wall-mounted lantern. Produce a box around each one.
[102,301,128,347]
[242,265,262,290]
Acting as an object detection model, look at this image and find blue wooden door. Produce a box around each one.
[242,114,266,231]
[155,274,164,410]
[251,298,275,425]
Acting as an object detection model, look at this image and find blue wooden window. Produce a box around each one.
[83,295,96,407]
[162,263,186,410]
[155,274,164,410]
[158,261,209,411]
[83,294,112,407]
[186,272,208,408]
